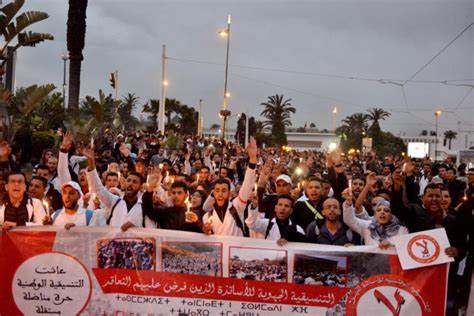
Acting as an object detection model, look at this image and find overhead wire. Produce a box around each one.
[167,56,472,85]
[401,21,474,85]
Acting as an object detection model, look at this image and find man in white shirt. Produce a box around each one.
[202,137,257,237]
[0,172,47,229]
[51,181,105,229]
[246,194,306,245]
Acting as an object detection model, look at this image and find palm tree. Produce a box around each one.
[119,93,140,129]
[66,0,88,112]
[142,99,159,129]
[0,0,54,71]
[336,113,369,151]
[260,94,296,145]
[0,0,55,151]
[341,113,369,134]
[443,130,457,150]
[367,107,390,131]
[1,84,55,142]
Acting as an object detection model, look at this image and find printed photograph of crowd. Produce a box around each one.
[97,238,155,270]
[229,247,288,282]
[161,242,222,277]
[293,254,349,287]
[293,251,390,289]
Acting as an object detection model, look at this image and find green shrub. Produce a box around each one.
[31,131,58,161]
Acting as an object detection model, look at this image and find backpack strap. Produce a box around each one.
[27,198,34,222]
[106,198,122,225]
[85,210,93,226]
[265,221,274,239]
[229,205,249,237]
[51,209,62,223]
[304,200,324,220]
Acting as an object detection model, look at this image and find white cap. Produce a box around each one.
[276,174,292,185]
[61,181,83,196]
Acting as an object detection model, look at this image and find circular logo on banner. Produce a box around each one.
[345,275,429,316]
[12,252,91,315]
[407,234,440,264]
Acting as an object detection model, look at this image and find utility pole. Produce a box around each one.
[219,15,232,140]
[198,99,203,137]
[61,53,69,109]
[158,44,168,135]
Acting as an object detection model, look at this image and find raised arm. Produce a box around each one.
[342,191,370,236]
[355,172,377,213]
[57,131,74,186]
[233,137,257,210]
[84,147,119,209]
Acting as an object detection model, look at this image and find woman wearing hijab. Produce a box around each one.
[342,189,408,248]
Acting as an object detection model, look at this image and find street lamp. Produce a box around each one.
[434,110,442,161]
[219,14,232,140]
[61,52,69,109]
[332,106,337,131]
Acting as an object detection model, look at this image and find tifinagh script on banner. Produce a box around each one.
[0,226,448,315]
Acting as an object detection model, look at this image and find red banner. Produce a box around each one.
[0,227,448,315]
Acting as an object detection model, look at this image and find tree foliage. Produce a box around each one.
[336,109,405,156]
[260,94,295,146]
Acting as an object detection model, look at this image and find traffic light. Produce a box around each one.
[109,72,116,89]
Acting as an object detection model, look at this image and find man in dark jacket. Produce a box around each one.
[306,198,355,245]
[392,179,467,316]
[144,181,202,233]
[292,177,324,230]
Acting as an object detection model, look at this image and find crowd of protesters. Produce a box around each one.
[0,129,472,315]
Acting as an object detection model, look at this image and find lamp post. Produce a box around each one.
[61,52,69,109]
[332,106,337,131]
[219,15,232,140]
[434,110,442,161]
[158,44,168,135]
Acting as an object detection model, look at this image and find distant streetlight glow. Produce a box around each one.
[328,142,337,152]
[225,92,230,97]
[295,167,303,176]
[162,80,169,86]
[332,107,337,114]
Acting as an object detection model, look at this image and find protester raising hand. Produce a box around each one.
[83,146,96,170]
[246,136,258,164]
[60,131,74,152]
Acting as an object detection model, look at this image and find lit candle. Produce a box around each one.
[463,193,468,201]
[42,199,50,216]
[348,179,353,196]
[185,197,193,223]
[186,197,191,212]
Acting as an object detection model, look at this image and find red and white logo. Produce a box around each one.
[345,275,430,316]
[407,234,440,264]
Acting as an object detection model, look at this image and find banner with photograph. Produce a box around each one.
[0,227,448,315]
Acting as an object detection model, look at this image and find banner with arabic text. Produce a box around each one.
[0,227,448,315]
